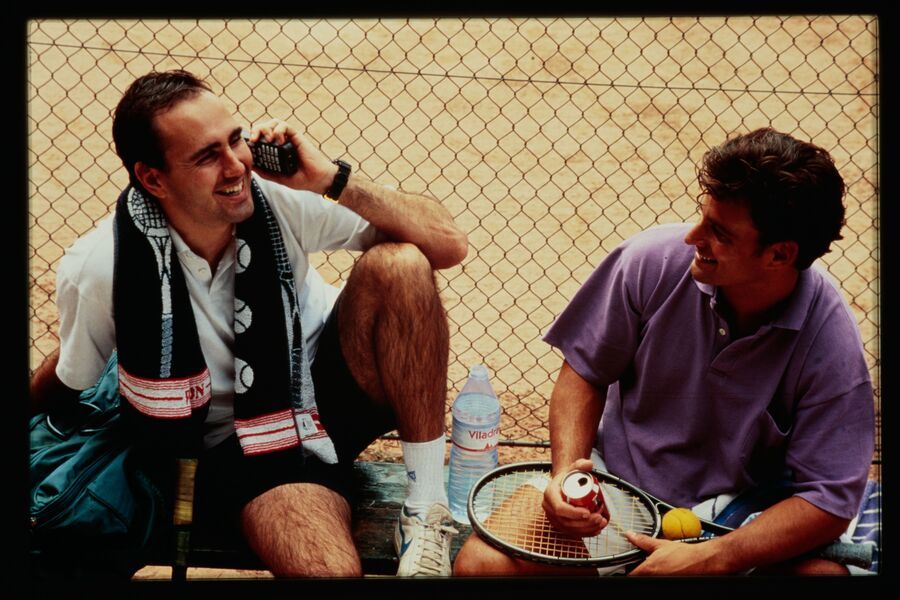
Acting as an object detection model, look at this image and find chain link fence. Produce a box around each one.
[28,17,879,465]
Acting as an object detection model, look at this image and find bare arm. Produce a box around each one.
[626,496,851,575]
[30,349,83,416]
[248,120,468,269]
[549,360,605,472]
[541,360,609,536]
[332,175,467,269]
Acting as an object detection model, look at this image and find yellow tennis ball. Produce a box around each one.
[661,508,702,540]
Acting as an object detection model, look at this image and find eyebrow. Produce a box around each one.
[187,127,245,162]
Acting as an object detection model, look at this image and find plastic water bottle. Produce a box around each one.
[447,364,501,524]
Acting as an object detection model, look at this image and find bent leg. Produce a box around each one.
[241,483,361,577]
[335,242,455,576]
[754,557,849,575]
[338,242,448,442]
[453,532,597,577]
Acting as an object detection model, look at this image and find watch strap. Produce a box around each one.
[325,159,352,201]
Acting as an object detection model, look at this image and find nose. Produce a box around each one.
[684,220,705,247]
[223,145,248,177]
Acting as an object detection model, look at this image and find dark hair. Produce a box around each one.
[112,70,212,187]
[697,128,846,270]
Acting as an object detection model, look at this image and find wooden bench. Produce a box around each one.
[173,461,472,578]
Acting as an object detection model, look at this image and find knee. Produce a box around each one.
[755,557,850,576]
[786,558,850,576]
[241,484,363,578]
[453,534,516,577]
[356,242,433,286]
[452,539,481,576]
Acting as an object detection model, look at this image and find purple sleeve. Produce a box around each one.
[543,243,642,388]
[785,309,875,519]
[788,383,874,519]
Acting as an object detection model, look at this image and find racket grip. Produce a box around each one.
[816,541,874,570]
[173,457,198,580]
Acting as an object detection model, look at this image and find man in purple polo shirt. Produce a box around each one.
[453,128,875,576]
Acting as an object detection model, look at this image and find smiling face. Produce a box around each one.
[683,196,772,291]
[141,91,255,235]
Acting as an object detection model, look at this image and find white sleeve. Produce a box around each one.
[254,174,384,254]
[54,223,116,391]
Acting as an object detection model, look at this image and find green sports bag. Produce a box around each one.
[29,353,167,578]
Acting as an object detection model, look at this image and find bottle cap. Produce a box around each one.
[470,364,489,380]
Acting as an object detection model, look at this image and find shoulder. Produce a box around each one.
[57,215,116,293]
[253,174,356,229]
[253,173,324,210]
[252,173,331,219]
[610,223,695,293]
[795,265,871,388]
[252,173,376,251]
[803,265,864,335]
[618,223,694,262]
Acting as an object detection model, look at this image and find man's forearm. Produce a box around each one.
[335,175,468,269]
[549,360,605,475]
[709,496,851,573]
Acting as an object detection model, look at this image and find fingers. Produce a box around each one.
[246,119,335,192]
[624,531,664,552]
[542,459,608,536]
[624,532,665,576]
[249,119,296,146]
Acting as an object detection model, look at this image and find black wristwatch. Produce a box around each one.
[325,159,352,201]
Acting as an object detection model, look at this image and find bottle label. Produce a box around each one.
[451,423,500,452]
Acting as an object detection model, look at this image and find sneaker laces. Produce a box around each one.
[414,518,459,575]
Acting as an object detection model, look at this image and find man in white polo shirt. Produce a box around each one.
[30,69,468,578]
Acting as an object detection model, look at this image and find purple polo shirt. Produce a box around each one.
[544,223,874,519]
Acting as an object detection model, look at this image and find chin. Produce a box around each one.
[690,264,714,285]
[227,198,255,223]
[237,203,255,223]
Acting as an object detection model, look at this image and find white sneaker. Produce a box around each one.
[394,503,458,576]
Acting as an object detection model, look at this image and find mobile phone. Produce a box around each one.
[243,130,299,176]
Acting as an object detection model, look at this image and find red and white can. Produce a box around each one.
[561,470,603,511]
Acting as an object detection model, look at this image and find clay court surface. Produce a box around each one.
[28,17,879,469]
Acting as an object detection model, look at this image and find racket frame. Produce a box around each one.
[467,461,672,567]
[466,461,872,571]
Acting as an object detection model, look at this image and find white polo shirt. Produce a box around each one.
[55,174,382,448]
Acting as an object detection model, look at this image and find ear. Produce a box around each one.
[768,240,798,269]
[133,161,167,199]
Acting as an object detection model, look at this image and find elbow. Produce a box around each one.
[432,227,468,270]
[448,228,469,266]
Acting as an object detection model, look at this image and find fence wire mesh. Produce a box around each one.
[27,17,879,464]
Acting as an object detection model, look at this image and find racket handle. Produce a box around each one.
[172,457,198,581]
[816,541,874,570]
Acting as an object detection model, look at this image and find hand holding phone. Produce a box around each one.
[243,129,299,176]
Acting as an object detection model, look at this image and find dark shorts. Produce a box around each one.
[190,293,397,530]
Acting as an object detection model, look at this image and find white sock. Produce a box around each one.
[400,436,449,517]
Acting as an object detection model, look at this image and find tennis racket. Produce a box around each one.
[467,461,873,570]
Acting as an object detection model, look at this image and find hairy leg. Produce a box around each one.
[338,242,448,441]
[241,483,361,577]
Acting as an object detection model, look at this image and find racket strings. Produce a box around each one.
[476,473,590,558]
[474,468,657,562]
